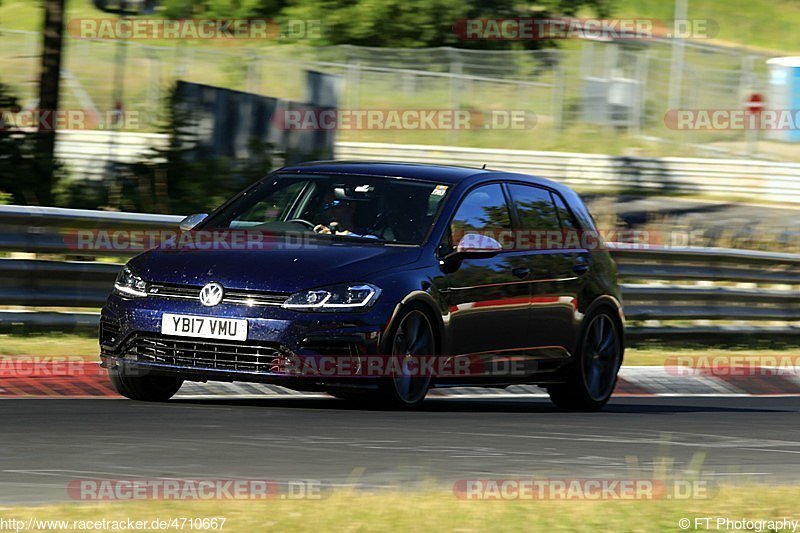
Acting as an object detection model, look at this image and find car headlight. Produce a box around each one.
[283,283,381,311]
[114,266,148,298]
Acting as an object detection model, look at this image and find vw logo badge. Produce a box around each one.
[199,282,224,307]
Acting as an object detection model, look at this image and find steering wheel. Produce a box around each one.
[286,218,316,229]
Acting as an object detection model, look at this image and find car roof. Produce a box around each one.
[279,160,487,184]
[278,160,566,191]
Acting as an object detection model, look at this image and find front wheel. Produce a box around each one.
[108,364,184,402]
[548,310,622,411]
[376,306,435,409]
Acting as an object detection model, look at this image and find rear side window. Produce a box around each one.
[552,192,579,230]
[507,183,560,231]
[447,183,512,250]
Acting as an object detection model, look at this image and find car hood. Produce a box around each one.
[128,241,422,293]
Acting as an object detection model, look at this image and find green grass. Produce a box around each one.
[0,0,99,32]
[0,1,47,32]
[2,485,799,532]
[623,347,799,366]
[0,334,98,360]
[613,0,800,54]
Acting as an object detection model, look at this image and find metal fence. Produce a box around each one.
[0,27,776,157]
[1,205,797,342]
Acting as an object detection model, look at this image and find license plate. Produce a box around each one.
[161,313,247,341]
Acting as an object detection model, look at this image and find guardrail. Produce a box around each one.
[0,204,182,255]
[335,142,800,202]
[53,132,800,203]
[1,205,798,341]
[613,247,800,340]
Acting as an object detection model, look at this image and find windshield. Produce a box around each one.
[203,173,450,245]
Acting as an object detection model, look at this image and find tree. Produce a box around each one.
[159,0,286,18]
[0,81,68,205]
[156,0,613,48]
[33,0,66,206]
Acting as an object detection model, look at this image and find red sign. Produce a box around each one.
[746,93,764,114]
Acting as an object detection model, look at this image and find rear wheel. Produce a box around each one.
[548,310,622,411]
[377,306,435,409]
[108,364,183,402]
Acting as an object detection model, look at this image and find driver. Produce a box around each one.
[313,190,358,235]
[312,188,386,240]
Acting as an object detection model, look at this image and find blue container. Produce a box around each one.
[766,57,800,142]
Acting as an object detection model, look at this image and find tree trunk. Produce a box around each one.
[34,0,66,206]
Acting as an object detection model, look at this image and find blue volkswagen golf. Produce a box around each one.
[100,162,624,410]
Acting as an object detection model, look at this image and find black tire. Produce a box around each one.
[108,365,183,402]
[376,304,436,409]
[548,309,622,411]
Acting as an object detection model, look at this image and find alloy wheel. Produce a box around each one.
[582,313,621,401]
[390,310,434,405]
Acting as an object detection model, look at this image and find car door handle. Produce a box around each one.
[512,267,531,279]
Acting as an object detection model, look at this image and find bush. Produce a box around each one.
[0,81,68,205]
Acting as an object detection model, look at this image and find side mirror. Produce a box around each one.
[179,213,208,231]
[455,233,503,256]
[440,233,503,273]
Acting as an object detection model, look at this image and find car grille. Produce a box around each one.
[147,283,289,307]
[124,333,289,374]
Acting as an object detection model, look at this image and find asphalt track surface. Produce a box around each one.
[2,396,800,503]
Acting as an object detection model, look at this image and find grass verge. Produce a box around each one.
[2,486,799,532]
[0,334,98,360]
[622,347,799,366]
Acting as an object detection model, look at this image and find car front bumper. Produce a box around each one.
[100,293,394,389]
